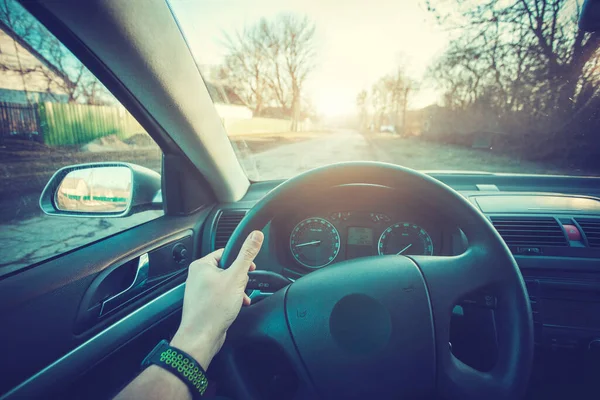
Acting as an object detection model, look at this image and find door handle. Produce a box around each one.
[100,253,149,317]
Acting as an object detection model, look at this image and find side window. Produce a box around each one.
[0,1,163,275]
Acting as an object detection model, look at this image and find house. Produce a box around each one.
[201,64,313,135]
[57,175,130,212]
[56,177,90,210]
[0,20,72,104]
[402,104,443,137]
[200,64,253,122]
[203,80,253,131]
[58,177,90,198]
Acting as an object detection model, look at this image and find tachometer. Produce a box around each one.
[378,222,434,256]
[290,217,340,269]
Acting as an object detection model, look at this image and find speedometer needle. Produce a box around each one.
[396,244,412,255]
[295,240,321,248]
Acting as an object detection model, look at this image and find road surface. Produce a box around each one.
[0,130,568,274]
[242,129,567,180]
[240,129,381,180]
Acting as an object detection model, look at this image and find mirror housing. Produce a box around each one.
[40,162,161,217]
[580,0,600,32]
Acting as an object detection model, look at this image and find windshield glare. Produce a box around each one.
[170,0,600,181]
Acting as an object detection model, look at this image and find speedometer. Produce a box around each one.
[378,222,434,256]
[290,217,340,269]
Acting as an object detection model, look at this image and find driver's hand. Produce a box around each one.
[170,231,264,370]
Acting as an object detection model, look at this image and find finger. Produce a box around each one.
[243,293,252,306]
[192,248,224,267]
[210,248,225,262]
[230,231,264,274]
[188,248,224,272]
[249,262,257,272]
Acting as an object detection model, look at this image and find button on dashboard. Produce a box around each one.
[563,224,582,241]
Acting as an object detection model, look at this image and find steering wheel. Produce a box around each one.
[218,162,533,400]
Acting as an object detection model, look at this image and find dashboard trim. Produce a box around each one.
[207,176,600,277]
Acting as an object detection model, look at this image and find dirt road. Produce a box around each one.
[241,129,571,180]
[240,129,380,180]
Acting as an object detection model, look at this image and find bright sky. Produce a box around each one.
[169,0,449,117]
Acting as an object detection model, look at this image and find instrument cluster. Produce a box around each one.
[288,210,438,270]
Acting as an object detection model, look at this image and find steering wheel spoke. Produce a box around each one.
[410,247,532,400]
[410,247,508,313]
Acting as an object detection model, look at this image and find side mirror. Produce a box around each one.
[39,162,162,217]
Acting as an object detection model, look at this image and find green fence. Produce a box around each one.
[38,102,145,146]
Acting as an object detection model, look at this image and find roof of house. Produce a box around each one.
[204,81,245,106]
[59,177,89,192]
[0,19,73,89]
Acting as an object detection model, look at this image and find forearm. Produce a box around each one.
[114,365,191,400]
[114,232,262,400]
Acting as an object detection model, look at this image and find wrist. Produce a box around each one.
[170,328,222,370]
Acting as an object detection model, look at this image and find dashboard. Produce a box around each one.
[202,172,600,393]
[265,185,460,276]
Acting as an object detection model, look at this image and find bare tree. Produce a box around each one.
[221,22,269,115]
[366,66,412,133]
[423,0,600,166]
[371,82,385,130]
[383,68,413,133]
[426,0,600,117]
[275,14,316,131]
[222,14,316,131]
[356,89,369,131]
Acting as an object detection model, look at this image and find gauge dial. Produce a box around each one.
[290,217,340,269]
[378,222,434,256]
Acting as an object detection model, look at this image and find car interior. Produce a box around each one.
[1,0,600,399]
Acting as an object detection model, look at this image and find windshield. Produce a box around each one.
[170,0,599,181]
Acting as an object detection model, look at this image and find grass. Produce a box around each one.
[367,135,592,176]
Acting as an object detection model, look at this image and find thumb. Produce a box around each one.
[230,231,264,274]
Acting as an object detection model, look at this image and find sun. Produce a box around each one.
[314,93,353,118]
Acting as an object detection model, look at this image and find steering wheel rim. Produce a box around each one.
[219,162,533,400]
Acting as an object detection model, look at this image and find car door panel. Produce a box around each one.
[0,207,212,398]
[73,231,194,334]
[55,311,183,400]
[4,281,186,399]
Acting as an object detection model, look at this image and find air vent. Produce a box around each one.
[576,218,600,248]
[214,210,246,250]
[490,216,568,247]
